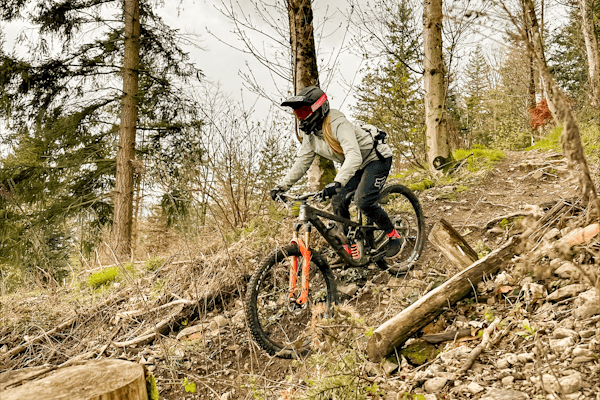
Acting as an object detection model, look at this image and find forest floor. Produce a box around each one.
[1,149,599,400]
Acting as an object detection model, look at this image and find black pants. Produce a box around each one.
[332,157,394,233]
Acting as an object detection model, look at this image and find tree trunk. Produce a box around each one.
[287,0,335,191]
[0,360,148,400]
[578,0,600,108]
[524,0,600,218]
[366,237,520,362]
[423,0,451,173]
[113,0,141,259]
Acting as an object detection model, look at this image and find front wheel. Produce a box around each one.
[375,184,425,274]
[245,244,337,358]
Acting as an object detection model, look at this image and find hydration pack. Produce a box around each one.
[360,124,388,161]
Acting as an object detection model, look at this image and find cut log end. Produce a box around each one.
[1,359,148,400]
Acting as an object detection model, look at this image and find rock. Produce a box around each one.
[467,381,484,394]
[550,336,575,355]
[365,361,383,376]
[338,283,359,297]
[532,170,544,179]
[232,309,245,328]
[572,356,595,364]
[572,347,593,357]
[505,353,519,365]
[423,395,437,400]
[547,284,588,302]
[554,262,581,279]
[502,376,514,386]
[559,374,583,394]
[482,388,529,400]
[439,345,471,363]
[517,353,534,363]
[382,359,399,375]
[573,289,600,319]
[177,324,206,340]
[214,315,229,327]
[424,377,448,393]
[532,373,583,395]
[496,358,510,369]
[524,282,546,301]
[553,328,579,339]
[579,329,595,338]
[564,393,582,400]
[562,223,599,246]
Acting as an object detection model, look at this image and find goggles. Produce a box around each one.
[293,93,327,120]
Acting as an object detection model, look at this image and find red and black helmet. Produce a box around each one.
[281,86,330,134]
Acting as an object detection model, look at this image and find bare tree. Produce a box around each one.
[578,0,600,108]
[517,0,600,216]
[287,0,336,190]
[423,0,451,172]
[114,0,141,259]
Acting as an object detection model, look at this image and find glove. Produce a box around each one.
[270,186,286,201]
[321,181,341,199]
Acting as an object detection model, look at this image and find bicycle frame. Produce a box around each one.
[284,194,388,305]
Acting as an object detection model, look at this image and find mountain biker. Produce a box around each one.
[271,86,402,257]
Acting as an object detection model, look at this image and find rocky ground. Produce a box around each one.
[1,149,599,400]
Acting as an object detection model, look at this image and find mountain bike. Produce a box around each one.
[245,184,425,358]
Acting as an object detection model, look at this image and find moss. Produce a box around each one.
[399,339,439,365]
[87,266,119,288]
[146,373,159,400]
[408,179,434,192]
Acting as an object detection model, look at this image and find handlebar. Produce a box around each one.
[276,191,323,203]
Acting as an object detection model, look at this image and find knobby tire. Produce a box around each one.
[245,244,337,358]
[375,184,426,274]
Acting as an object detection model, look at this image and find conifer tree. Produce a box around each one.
[464,45,491,145]
[0,0,201,275]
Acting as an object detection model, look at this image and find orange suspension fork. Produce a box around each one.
[289,223,312,305]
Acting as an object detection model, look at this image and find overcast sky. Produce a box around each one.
[156,0,362,117]
[1,0,571,123]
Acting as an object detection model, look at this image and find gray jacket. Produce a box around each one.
[279,109,393,190]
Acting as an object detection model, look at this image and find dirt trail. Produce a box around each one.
[3,149,597,400]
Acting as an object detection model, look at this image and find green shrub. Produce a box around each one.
[453,145,505,172]
[526,126,562,152]
[145,256,164,272]
[87,266,119,288]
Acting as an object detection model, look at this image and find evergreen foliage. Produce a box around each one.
[351,0,425,167]
[0,0,202,277]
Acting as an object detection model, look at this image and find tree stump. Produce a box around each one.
[428,218,479,269]
[0,359,148,400]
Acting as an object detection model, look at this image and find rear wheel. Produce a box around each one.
[375,184,425,274]
[245,244,337,358]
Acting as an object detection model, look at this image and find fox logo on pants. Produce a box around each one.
[374,176,387,189]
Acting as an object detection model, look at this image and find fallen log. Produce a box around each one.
[367,236,520,362]
[0,359,148,400]
[428,218,479,269]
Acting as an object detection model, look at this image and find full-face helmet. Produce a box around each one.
[281,86,330,134]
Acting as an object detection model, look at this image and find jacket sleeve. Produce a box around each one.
[333,118,363,186]
[278,138,316,190]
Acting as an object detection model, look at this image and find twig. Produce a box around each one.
[458,317,500,374]
[115,299,195,321]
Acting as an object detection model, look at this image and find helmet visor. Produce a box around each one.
[293,93,327,120]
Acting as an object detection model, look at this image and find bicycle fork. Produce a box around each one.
[289,222,312,305]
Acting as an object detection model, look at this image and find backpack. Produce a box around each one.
[360,124,388,162]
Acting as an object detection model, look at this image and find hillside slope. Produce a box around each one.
[1,149,598,400]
